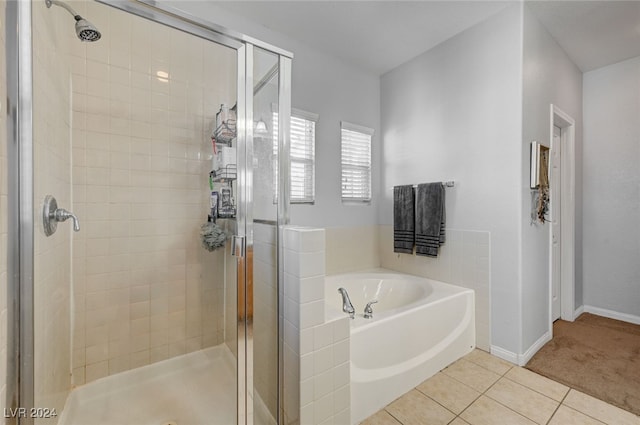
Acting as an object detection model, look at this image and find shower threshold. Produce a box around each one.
[58,344,238,425]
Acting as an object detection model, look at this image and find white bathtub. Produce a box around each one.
[325,269,475,424]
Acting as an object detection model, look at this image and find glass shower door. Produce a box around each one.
[29,1,242,424]
[247,44,292,425]
[250,46,280,425]
[9,1,291,423]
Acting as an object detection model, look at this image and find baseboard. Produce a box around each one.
[573,305,584,320]
[519,331,551,366]
[491,331,551,367]
[490,345,518,365]
[584,305,640,326]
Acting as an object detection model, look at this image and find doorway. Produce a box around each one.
[548,105,576,334]
[550,125,562,321]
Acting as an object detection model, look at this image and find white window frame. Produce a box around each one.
[273,107,318,204]
[341,121,374,203]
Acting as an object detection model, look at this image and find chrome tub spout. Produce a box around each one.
[338,287,355,319]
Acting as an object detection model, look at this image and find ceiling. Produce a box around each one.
[214,1,640,75]
[213,1,508,76]
[528,1,640,72]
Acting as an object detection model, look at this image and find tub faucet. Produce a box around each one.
[364,300,378,319]
[337,288,355,319]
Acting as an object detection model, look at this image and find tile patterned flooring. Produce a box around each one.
[361,349,640,425]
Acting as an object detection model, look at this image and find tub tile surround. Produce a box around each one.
[379,226,490,351]
[282,226,351,425]
[325,226,380,275]
[362,349,640,425]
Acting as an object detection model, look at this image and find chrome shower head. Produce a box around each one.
[46,0,102,42]
[75,16,101,42]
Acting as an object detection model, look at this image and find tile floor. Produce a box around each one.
[362,349,640,425]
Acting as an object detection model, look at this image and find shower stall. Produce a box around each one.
[4,1,291,424]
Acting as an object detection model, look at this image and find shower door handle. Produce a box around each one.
[231,235,245,258]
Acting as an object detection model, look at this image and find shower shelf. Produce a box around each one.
[211,164,237,182]
[214,118,237,146]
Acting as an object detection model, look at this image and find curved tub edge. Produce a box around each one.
[350,290,476,424]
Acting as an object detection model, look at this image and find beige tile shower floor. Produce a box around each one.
[361,349,640,425]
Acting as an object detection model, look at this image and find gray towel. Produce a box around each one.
[393,185,415,254]
[415,183,445,257]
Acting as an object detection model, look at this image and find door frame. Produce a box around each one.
[5,1,292,424]
[548,104,576,337]
[549,124,562,322]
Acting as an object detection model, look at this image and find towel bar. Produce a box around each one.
[390,181,455,190]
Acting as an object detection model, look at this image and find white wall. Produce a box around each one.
[521,7,583,351]
[380,5,523,354]
[166,1,381,228]
[582,56,640,320]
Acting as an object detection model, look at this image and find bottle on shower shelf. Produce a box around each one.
[216,104,229,131]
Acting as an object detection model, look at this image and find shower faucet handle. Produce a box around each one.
[43,195,80,236]
[55,208,80,232]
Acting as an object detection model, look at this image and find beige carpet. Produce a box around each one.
[526,313,640,416]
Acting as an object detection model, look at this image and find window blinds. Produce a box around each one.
[341,122,373,202]
[273,109,317,203]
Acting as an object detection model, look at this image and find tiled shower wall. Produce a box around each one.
[0,1,7,419]
[67,2,237,384]
[32,1,74,418]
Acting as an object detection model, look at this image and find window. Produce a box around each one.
[273,108,318,203]
[341,122,373,202]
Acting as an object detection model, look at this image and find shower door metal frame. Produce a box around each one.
[5,1,35,424]
[5,1,292,424]
[238,42,252,425]
[276,54,292,425]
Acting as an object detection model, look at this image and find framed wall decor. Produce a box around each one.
[530,141,550,189]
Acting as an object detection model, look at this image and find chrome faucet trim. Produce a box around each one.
[337,288,355,319]
[364,300,378,319]
[43,195,80,237]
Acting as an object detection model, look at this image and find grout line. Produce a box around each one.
[474,374,551,425]
[448,361,505,423]
[370,354,633,425]
[412,386,458,418]
[501,374,561,403]
[382,407,404,425]
[559,391,612,425]
[463,350,515,377]
[479,392,541,425]
[453,390,484,422]
[440,358,501,391]
[556,405,608,425]
[545,398,565,425]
